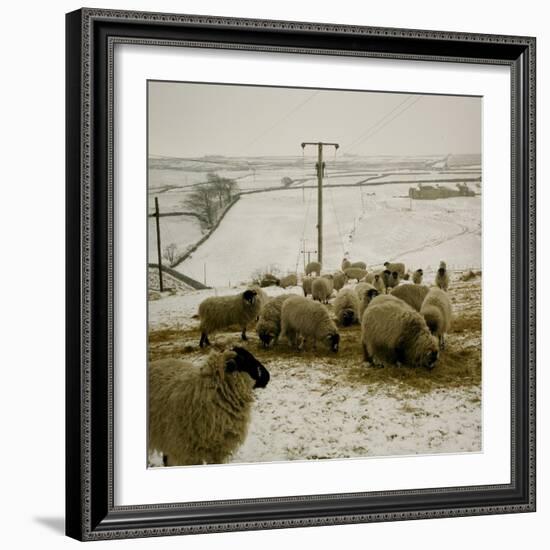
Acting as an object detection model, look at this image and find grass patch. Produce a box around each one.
[452,312,482,333]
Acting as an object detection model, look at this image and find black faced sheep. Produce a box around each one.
[302,275,313,297]
[305,261,322,276]
[279,273,298,288]
[391,284,430,311]
[384,261,406,277]
[312,277,333,303]
[420,287,453,349]
[344,267,367,282]
[149,347,270,466]
[435,261,449,291]
[412,268,424,285]
[280,295,340,352]
[198,289,262,347]
[333,288,360,326]
[256,293,294,347]
[361,294,439,369]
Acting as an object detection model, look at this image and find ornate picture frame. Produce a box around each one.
[66,8,536,541]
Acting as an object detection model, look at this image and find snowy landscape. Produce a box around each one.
[147,82,482,468]
[147,154,482,466]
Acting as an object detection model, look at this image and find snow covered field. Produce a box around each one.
[175,183,481,286]
[148,277,482,465]
[147,154,482,466]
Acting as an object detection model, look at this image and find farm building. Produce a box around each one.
[409,182,476,200]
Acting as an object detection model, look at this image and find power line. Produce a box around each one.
[245,91,319,151]
[345,95,422,153]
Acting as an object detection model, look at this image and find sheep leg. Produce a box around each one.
[362,343,372,363]
[199,332,211,348]
[162,454,168,467]
[440,334,446,350]
[241,327,248,341]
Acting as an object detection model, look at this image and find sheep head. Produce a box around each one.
[225,346,270,388]
[242,289,257,306]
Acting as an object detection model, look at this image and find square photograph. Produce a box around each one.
[146,81,482,468]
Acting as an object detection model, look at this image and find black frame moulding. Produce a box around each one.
[66,8,536,541]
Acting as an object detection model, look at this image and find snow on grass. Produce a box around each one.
[148,278,482,465]
[175,184,481,285]
[147,215,204,264]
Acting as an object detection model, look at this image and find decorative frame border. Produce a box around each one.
[66,8,536,541]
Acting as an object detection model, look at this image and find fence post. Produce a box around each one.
[154,197,164,292]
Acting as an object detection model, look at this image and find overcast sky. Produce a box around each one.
[148,81,481,158]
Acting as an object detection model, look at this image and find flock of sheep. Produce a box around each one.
[149,257,455,466]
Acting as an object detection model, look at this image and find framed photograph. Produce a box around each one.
[66,8,536,541]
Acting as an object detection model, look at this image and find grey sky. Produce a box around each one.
[148,81,481,158]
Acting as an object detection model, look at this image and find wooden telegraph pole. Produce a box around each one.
[154,197,164,292]
[301,142,339,265]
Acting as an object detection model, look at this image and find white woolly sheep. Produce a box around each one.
[370,272,386,295]
[350,261,367,270]
[344,267,367,282]
[198,288,262,347]
[149,347,270,466]
[332,271,346,292]
[355,282,380,319]
[256,293,294,347]
[305,261,322,276]
[382,269,401,292]
[302,275,313,297]
[312,277,332,304]
[281,295,340,352]
[384,261,406,277]
[435,261,449,291]
[412,268,424,285]
[361,294,439,369]
[391,284,430,311]
[279,273,298,288]
[420,287,453,349]
[333,288,360,326]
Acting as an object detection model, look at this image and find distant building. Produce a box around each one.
[409,182,476,200]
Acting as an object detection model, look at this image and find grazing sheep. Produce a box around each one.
[305,261,322,276]
[281,296,340,352]
[350,261,367,270]
[412,269,424,285]
[198,289,261,347]
[333,288,360,326]
[279,273,297,288]
[332,271,346,292]
[361,295,439,369]
[321,273,335,293]
[312,277,332,304]
[344,267,367,282]
[384,261,406,277]
[341,258,351,271]
[256,294,294,347]
[149,347,270,466]
[355,282,380,319]
[371,272,386,295]
[435,261,449,291]
[302,275,313,297]
[391,284,430,311]
[420,287,453,349]
[382,270,400,292]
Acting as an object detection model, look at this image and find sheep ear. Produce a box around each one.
[367,289,378,299]
[224,358,238,373]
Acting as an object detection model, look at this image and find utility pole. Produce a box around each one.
[301,141,339,265]
[154,197,164,292]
